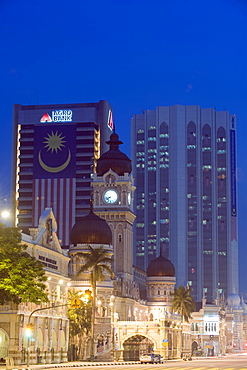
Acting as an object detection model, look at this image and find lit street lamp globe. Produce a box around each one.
[1,210,10,219]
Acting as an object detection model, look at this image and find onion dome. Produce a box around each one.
[147,255,175,277]
[70,210,112,245]
[227,292,241,307]
[96,132,132,176]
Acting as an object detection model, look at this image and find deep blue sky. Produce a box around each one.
[1,0,247,292]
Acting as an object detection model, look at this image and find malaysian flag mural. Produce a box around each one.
[33,124,76,246]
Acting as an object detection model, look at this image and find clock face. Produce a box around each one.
[127,192,131,205]
[103,189,118,204]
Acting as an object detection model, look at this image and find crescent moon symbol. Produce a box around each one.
[38,149,71,173]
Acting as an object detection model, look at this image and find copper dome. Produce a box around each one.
[70,210,112,245]
[147,255,175,277]
[96,132,132,176]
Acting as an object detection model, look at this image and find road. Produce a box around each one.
[31,354,247,370]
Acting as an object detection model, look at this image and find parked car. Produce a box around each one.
[140,353,155,363]
[154,354,164,363]
[139,353,164,364]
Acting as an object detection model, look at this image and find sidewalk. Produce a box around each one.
[9,361,141,370]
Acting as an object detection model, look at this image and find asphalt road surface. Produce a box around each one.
[30,353,247,370]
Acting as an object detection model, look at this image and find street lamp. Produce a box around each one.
[25,324,34,368]
[1,210,10,219]
[110,296,115,361]
[25,303,69,367]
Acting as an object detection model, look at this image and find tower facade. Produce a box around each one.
[93,133,136,296]
[12,100,113,246]
[131,104,238,302]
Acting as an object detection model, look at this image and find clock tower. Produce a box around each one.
[92,132,136,298]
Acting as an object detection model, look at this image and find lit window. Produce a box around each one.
[218,251,226,256]
[187,145,196,149]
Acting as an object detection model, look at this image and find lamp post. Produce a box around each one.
[90,284,96,361]
[110,295,115,361]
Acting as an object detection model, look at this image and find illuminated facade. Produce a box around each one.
[131,104,238,302]
[0,208,70,365]
[12,100,113,246]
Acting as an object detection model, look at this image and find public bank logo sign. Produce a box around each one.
[40,110,73,123]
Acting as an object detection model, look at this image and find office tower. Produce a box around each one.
[131,104,238,302]
[12,100,113,246]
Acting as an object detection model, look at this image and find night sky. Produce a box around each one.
[1,0,247,292]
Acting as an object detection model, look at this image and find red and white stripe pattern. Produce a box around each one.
[32,178,76,246]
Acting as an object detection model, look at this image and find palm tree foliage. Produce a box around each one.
[171,285,196,322]
[77,245,114,285]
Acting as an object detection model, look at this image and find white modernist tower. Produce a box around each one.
[131,104,238,302]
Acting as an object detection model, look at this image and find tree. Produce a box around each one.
[77,245,114,360]
[171,285,196,322]
[0,224,48,305]
[68,289,92,360]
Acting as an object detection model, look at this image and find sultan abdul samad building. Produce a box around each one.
[68,132,190,361]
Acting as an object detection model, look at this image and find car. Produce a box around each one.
[139,353,164,364]
[154,354,164,363]
[139,353,155,363]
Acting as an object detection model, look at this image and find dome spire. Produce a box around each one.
[96,131,132,176]
[105,132,123,151]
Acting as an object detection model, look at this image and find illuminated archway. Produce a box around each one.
[123,335,154,361]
